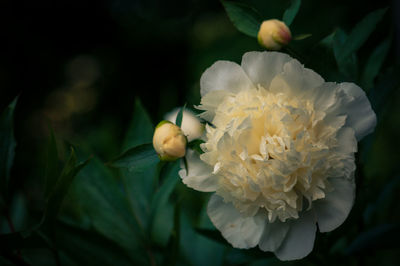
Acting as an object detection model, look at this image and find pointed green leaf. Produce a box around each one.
[0,97,18,202]
[282,0,301,26]
[122,98,153,152]
[333,28,358,79]
[361,36,391,91]
[149,161,180,237]
[175,104,186,127]
[44,127,60,199]
[109,143,159,171]
[62,157,146,254]
[293,33,311,41]
[120,99,159,232]
[336,8,387,64]
[222,1,262,38]
[43,148,90,226]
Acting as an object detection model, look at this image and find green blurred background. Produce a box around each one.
[1,0,400,265]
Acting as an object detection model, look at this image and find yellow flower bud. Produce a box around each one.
[257,19,292,50]
[153,121,187,161]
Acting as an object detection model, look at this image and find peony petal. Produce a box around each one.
[197,90,233,122]
[241,51,292,89]
[207,194,265,249]
[335,127,357,154]
[200,61,254,97]
[314,177,355,233]
[179,150,218,192]
[275,210,317,261]
[338,83,377,140]
[258,220,290,252]
[270,59,324,96]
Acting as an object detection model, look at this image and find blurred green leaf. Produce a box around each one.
[364,175,400,225]
[43,148,90,227]
[222,1,262,38]
[336,8,387,64]
[195,228,228,247]
[109,143,159,171]
[0,97,17,203]
[345,224,400,255]
[369,67,400,118]
[333,28,358,80]
[44,127,60,199]
[149,161,180,237]
[175,104,186,127]
[122,98,153,152]
[282,0,301,26]
[361,36,391,91]
[62,157,147,261]
[293,33,311,41]
[120,99,159,233]
[57,222,138,266]
[164,203,181,266]
[180,213,225,266]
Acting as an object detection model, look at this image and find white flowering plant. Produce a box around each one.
[1,0,398,265]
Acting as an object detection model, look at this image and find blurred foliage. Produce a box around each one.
[1,0,400,265]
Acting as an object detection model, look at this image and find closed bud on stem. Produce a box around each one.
[257,19,292,50]
[153,121,187,161]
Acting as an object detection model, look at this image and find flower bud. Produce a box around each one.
[257,19,291,50]
[164,108,204,142]
[153,121,187,161]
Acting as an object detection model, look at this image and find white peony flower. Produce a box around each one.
[179,51,376,260]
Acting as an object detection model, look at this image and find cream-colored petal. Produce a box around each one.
[241,51,292,89]
[207,194,265,249]
[338,83,377,140]
[314,177,355,233]
[270,59,324,96]
[258,220,290,252]
[275,210,317,261]
[200,61,254,97]
[179,150,218,192]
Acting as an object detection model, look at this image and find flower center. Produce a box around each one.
[200,86,352,222]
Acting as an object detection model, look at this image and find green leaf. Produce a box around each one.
[195,228,228,246]
[361,36,391,91]
[222,1,262,38]
[188,139,205,154]
[43,148,90,227]
[333,28,358,79]
[164,203,181,266]
[149,161,180,238]
[120,98,159,232]
[56,222,138,266]
[293,33,311,41]
[44,127,60,199]
[282,0,301,26]
[175,104,186,127]
[0,97,18,202]
[108,143,160,171]
[122,98,153,152]
[336,8,387,64]
[345,224,400,255]
[62,157,146,256]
